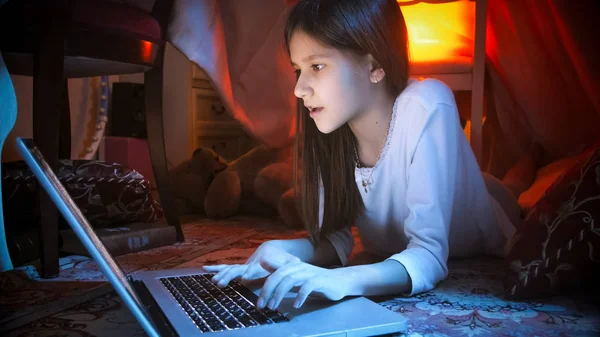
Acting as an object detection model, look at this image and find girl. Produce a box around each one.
[204,0,521,311]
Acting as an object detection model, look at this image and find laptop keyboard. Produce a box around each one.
[160,274,289,333]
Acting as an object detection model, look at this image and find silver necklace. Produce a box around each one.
[354,121,391,193]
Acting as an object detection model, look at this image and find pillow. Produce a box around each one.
[503,141,600,299]
[517,155,579,213]
[2,159,163,232]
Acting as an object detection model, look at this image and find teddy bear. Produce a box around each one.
[170,147,228,216]
[170,144,303,229]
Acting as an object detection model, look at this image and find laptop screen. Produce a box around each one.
[15,137,159,336]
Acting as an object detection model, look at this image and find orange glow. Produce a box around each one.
[398,0,475,63]
[141,40,153,62]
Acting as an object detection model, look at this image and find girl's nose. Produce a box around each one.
[294,74,312,99]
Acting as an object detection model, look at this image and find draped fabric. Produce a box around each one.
[167,0,600,171]
[482,0,600,177]
[168,0,297,149]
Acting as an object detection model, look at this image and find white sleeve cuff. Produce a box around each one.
[386,247,447,296]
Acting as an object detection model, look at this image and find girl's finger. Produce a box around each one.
[259,254,300,273]
[210,265,234,283]
[216,265,248,287]
[202,265,228,272]
[270,273,304,310]
[241,263,267,281]
[258,263,305,308]
[294,279,318,308]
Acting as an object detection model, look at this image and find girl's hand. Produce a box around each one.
[257,253,348,310]
[202,241,295,287]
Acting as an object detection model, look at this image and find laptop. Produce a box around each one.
[16,137,407,337]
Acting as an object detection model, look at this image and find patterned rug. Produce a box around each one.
[1,215,599,337]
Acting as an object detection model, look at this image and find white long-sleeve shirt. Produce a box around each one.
[322,78,515,296]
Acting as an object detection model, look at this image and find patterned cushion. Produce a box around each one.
[2,160,163,232]
[504,141,600,299]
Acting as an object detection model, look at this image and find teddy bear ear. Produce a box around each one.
[212,157,227,173]
[192,148,205,157]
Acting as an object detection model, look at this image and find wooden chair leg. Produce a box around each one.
[59,79,71,160]
[0,52,18,272]
[33,10,66,278]
[144,57,184,242]
[470,0,488,165]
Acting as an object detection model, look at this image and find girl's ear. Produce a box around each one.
[370,67,385,84]
[366,54,385,84]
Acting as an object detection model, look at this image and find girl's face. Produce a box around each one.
[290,31,374,134]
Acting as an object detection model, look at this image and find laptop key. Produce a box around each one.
[239,315,258,327]
[264,309,289,323]
[270,315,289,323]
[238,301,253,310]
[208,322,226,331]
[197,323,210,333]
[250,313,271,325]
[205,317,221,326]
[225,303,238,311]
[263,309,281,317]
[225,320,242,329]
[230,307,244,316]
[197,307,212,317]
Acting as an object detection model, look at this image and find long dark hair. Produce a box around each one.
[284,0,410,245]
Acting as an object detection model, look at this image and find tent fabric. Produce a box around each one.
[167,0,297,149]
[483,0,600,178]
[166,0,600,174]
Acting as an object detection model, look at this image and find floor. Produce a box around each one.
[1,215,599,337]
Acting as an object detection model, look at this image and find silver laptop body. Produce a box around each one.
[16,137,407,337]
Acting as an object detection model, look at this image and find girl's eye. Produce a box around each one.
[311,64,324,71]
[294,69,301,77]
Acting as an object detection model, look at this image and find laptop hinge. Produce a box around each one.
[129,276,179,337]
